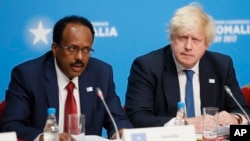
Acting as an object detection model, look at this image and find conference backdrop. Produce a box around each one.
[1,0,250,135]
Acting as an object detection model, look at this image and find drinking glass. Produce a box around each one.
[68,114,85,141]
[202,107,218,141]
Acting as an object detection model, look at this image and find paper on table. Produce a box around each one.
[196,134,202,141]
[71,133,85,141]
[196,126,229,141]
[72,134,110,141]
[218,126,230,136]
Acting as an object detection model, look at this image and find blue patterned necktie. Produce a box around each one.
[184,70,195,117]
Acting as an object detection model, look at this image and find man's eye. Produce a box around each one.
[83,48,90,53]
[68,47,77,51]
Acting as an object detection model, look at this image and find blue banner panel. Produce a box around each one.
[1,0,250,137]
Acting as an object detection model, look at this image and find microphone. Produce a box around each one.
[96,87,121,140]
[224,85,250,124]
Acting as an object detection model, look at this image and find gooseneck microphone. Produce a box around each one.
[224,85,250,124]
[96,87,121,140]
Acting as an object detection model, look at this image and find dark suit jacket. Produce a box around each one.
[0,51,133,141]
[125,45,250,127]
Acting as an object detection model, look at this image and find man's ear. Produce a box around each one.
[51,42,57,57]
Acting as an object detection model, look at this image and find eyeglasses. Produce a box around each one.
[57,44,94,55]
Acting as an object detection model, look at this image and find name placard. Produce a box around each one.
[0,132,17,141]
[122,125,196,141]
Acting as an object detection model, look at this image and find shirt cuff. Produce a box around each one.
[235,113,248,125]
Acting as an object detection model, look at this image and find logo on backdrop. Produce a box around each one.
[92,21,118,37]
[29,21,52,45]
[27,20,118,46]
[214,19,250,43]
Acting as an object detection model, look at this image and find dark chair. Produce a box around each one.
[0,100,26,141]
[0,100,6,121]
[241,84,250,107]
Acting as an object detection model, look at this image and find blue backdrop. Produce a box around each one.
[1,0,250,136]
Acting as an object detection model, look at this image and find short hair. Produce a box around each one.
[53,15,95,44]
[168,3,215,46]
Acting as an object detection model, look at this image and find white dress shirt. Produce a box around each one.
[54,58,81,133]
[165,54,247,126]
[34,59,81,140]
[165,54,201,126]
[174,57,201,116]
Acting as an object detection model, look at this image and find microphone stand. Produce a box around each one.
[224,85,250,125]
[96,87,122,140]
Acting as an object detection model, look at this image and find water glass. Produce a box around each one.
[202,107,218,141]
[68,114,85,141]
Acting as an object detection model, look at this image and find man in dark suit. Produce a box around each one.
[125,3,250,133]
[0,15,133,141]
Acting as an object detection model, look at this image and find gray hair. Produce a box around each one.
[168,3,215,46]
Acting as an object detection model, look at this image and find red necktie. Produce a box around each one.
[64,81,77,132]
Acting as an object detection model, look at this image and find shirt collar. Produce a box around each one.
[172,53,199,74]
[54,58,79,89]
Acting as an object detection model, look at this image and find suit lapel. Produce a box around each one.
[44,54,95,121]
[199,55,217,111]
[44,55,60,118]
[162,48,180,113]
[78,69,95,120]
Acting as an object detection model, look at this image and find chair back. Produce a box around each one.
[0,100,6,121]
[241,84,250,106]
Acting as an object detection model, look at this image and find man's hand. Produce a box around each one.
[111,128,125,139]
[218,111,238,126]
[186,115,204,133]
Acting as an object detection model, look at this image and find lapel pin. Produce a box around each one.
[86,87,93,92]
[209,79,215,84]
